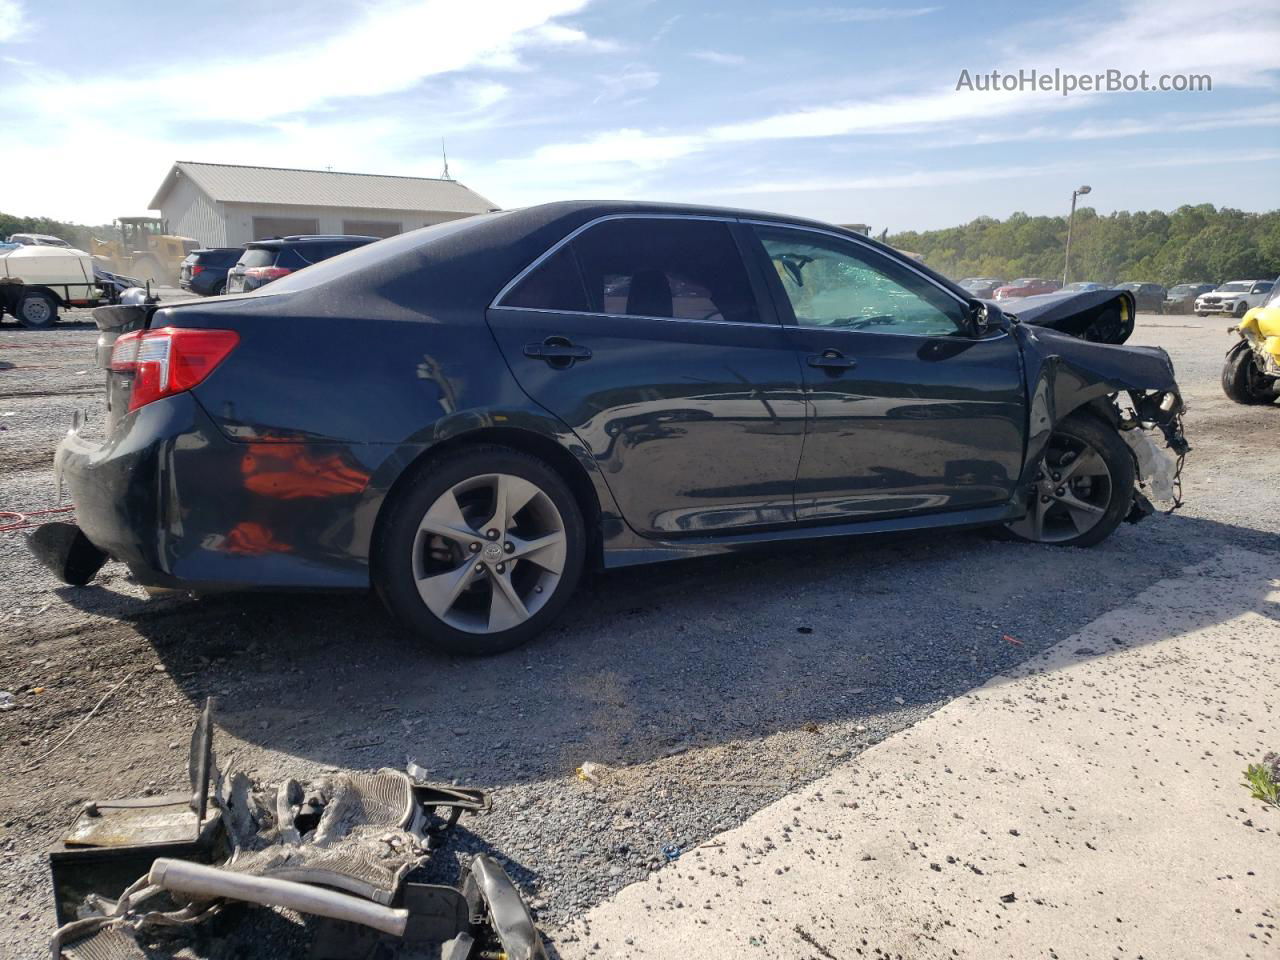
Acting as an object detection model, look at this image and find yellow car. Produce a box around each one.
[1224,281,1280,404]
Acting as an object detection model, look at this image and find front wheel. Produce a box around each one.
[374,446,586,656]
[1221,343,1278,405]
[1235,302,1249,318]
[1005,412,1136,548]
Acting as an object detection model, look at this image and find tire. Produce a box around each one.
[1221,343,1279,405]
[17,290,58,328]
[1235,302,1249,318]
[373,445,586,656]
[1004,411,1136,548]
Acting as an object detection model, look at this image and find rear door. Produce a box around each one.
[746,223,1026,522]
[486,216,807,537]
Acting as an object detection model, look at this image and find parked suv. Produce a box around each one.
[180,247,242,296]
[1163,283,1215,314]
[1196,279,1274,317]
[225,235,378,293]
[1116,282,1167,313]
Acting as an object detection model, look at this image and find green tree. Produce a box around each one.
[887,205,1280,287]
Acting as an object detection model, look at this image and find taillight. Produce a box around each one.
[110,327,239,411]
[191,264,205,276]
[244,266,292,282]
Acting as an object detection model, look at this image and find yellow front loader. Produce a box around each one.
[91,217,199,286]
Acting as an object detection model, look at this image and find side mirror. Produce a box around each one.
[968,300,993,337]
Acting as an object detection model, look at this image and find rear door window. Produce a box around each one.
[502,246,589,312]
[500,217,760,324]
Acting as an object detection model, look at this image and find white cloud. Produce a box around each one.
[589,68,661,104]
[527,128,703,168]
[699,148,1280,197]
[966,103,1280,146]
[2,0,608,221]
[528,22,620,52]
[692,50,746,66]
[16,0,595,125]
[0,0,25,42]
[486,0,1279,199]
[650,14,682,43]
[787,6,940,23]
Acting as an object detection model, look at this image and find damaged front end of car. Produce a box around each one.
[995,289,1190,521]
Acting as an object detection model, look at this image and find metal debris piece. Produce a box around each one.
[49,701,543,960]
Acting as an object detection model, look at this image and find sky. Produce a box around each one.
[1,0,1277,232]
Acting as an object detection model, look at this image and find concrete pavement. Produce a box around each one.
[554,547,1280,959]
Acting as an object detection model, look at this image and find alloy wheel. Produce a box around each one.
[411,473,567,634]
[1006,432,1114,543]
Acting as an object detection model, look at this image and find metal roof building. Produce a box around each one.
[149,161,500,248]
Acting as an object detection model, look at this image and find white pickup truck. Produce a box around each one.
[1195,279,1275,317]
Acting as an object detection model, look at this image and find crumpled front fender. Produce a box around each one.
[1013,322,1183,487]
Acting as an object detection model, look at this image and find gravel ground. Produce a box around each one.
[0,304,1276,958]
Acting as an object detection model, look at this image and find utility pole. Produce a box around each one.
[1063,184,1092,286]
[440,139,452,180]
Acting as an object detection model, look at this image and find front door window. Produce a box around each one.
[755,227,965,337]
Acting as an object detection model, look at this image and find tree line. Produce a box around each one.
[1,212,114,250]
[7,204,1279,289]
[887,204,1280,287]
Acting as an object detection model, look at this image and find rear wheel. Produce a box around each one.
[1221,344,1278,405]
[16,290,58,328]
[1005,412,1135,548]
[374,446,586,656]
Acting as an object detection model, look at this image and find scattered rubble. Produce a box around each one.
[47,700,546,960]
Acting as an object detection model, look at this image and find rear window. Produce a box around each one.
[261,213,508,295]
[198,249,241,267]
[501,218,759,324]
[237,247,278,268]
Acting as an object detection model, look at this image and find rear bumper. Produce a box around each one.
[53,393,374,591]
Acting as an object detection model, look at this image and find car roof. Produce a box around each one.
[226,200,970,311]
[246,235,378,248]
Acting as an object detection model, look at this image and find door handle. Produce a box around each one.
[807,349,857,371]
[524,336,592,367]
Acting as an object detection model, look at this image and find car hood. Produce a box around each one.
[988,289,1137,344]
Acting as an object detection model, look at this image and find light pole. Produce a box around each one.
[1063,184,1092,286]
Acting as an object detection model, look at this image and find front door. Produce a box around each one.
[747,224,1026,522]
[487,216,807,537]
